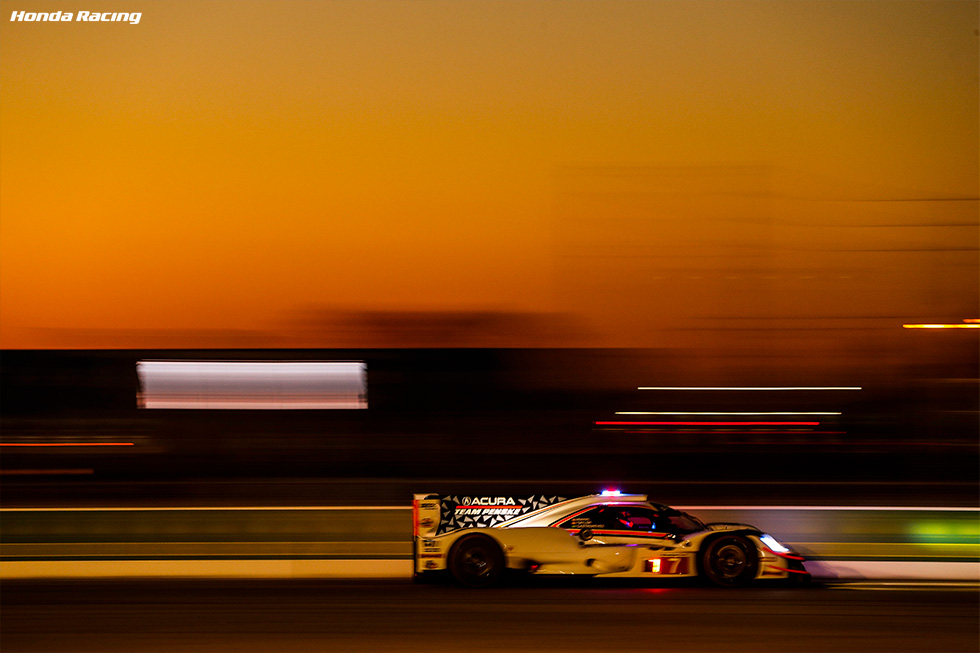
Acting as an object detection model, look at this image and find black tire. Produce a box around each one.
[700,535,759,588]
[447,534,505,588]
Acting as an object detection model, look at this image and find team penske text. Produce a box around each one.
[10,11,142,24]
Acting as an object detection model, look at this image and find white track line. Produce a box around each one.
[2,505,977,512]
[0,506,409,512]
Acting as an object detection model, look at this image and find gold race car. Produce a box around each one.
[413,492,810,588]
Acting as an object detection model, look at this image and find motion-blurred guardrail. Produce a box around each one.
[1,506,977,580]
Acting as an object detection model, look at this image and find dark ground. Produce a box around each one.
[2,578,977,653]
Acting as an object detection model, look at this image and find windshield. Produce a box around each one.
[663,510,705,534]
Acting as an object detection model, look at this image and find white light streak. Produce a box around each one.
[137,360,368,409]
[4,505,975,513]
[637,387,862,391]
[615,411,841,416]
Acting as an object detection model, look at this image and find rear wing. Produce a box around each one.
[413,494,567,537]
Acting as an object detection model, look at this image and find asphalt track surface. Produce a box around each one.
[2,579,977,653]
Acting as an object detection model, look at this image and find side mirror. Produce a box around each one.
[578,528,594,542]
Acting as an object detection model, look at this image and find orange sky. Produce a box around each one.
[1,0,977,350]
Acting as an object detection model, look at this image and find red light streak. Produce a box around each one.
[0,442,135,447]
[0,469,94,475]
[766,550,807,561]
[766,565,810,574]
[565,528,670,539]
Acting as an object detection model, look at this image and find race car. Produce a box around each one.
[413,492,809,588]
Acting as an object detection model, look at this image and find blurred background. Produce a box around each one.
[1,0,977,506]
[0,342,976,506]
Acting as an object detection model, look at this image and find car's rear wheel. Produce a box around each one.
[448,534,504,588]
[700,535,758,588]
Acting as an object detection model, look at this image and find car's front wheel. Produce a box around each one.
[447,534,504,588]
[700,535,759,588]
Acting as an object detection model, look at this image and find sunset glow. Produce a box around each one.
[1,1,976,359]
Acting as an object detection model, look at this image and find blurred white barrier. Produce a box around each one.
[2,505,977,581]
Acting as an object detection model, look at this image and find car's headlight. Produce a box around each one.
[759,533,791,553]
